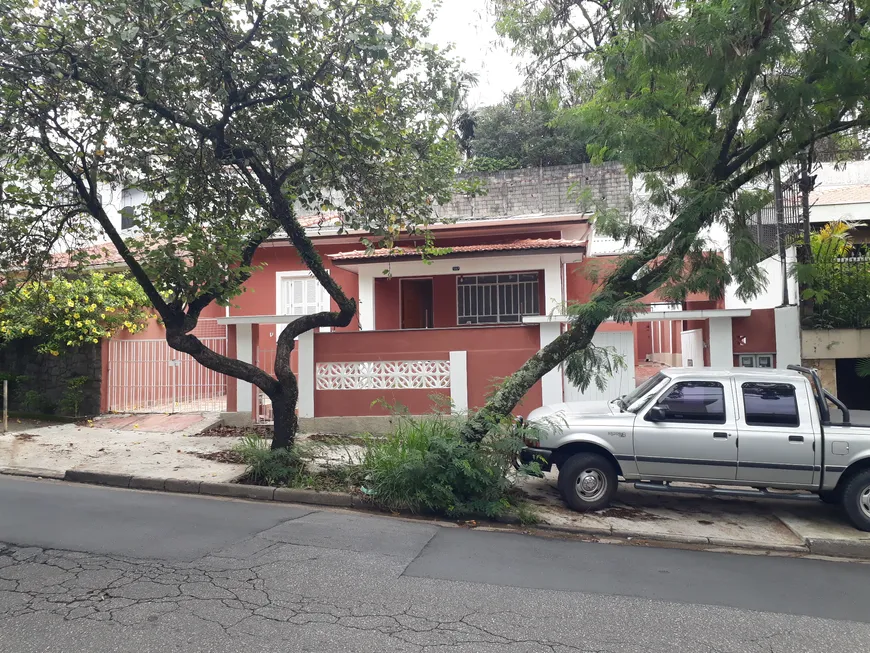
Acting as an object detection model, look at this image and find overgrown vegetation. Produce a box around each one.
[461,91,591,171]
[360,413,540,519]
[795,222,870,329]
[233,434,307,487]
[230,414,541,521]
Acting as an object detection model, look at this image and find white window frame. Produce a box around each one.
[456,271,541,325]
[120,188,146,231]
[275,270,331,336]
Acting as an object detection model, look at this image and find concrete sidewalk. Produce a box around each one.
[519,473,870,557]
[0,412,245,482]
[2,420,870,558]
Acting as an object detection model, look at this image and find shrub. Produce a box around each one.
[22,389,56,414]
[360,412,540,519]
[233,434,305,487]
[60,376,90,417]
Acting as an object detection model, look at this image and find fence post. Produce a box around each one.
[3,379,7,433]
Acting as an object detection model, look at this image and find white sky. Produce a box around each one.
[426,0,525,108]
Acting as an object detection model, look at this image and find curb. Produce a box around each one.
[805,538,870,559]
[3,466,868,559]
[0,466,64,480]
[526,521,811,554]
[56,470,361,508]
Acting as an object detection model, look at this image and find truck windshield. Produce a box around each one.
[614,372,668,413]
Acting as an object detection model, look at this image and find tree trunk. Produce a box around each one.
[461,320,599,442]
[270,387,299,451]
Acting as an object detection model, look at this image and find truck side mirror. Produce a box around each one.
[646,406,667,422]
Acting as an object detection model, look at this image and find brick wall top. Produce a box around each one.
[435,162,630,220]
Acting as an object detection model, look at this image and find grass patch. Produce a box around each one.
[233,434,306,486]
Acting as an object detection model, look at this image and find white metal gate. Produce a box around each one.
[564,331,636,403]
[107,337,228,413]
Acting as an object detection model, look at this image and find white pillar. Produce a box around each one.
[543,260,563,315]
[236,323,253,412]
[358,270,376,330]
[708,317,734,368]
[449,351,468,413]
[539,322,564,405]
[774,305,801,368]
[297,330,315,418]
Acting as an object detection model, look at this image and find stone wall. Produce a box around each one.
[0,339,102,416]
[435,162,631,219]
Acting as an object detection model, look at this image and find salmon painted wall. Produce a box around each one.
[732,308,777,356]
[231,243,364,354]
[567,257,667,306]
[312,325,542,417]
[566,257,726,308]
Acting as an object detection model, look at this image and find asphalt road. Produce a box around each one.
[1,476,869,652]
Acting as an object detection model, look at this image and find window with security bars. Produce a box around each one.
[457,272,540,324]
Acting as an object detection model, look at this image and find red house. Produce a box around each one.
[101,163,797,431]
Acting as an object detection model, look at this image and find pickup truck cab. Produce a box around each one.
[522,365,870,530]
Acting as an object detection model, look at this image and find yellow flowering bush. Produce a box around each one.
[0,273,150,353]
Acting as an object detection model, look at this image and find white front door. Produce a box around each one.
[681,329,704,368]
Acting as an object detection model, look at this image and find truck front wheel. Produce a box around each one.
[841,469,870,532]
[557,453,618,512]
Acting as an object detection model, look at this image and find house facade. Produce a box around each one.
[94,161,824,428]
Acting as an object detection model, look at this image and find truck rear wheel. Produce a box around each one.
[557,453,618,512]
[841,469,870,532]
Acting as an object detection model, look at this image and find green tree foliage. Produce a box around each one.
[794,222,870,328]
[0,0,462,448]
[0,272,150,353]
[464,0,870,439]
[465,91,590,170]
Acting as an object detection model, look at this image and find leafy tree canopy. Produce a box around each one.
[0,272,150,353]
[0,0,463,447]
[464,0,870,439]
[463,91,590,170]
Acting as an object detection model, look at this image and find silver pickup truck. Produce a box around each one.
[521,365,870,531]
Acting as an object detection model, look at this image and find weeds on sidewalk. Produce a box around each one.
[360,412,542,519]
[232,411,543,522]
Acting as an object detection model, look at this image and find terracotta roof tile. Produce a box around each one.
[809,184,870,206]
[329,238,587,262]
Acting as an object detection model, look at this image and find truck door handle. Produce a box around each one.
[788,435,804,442]
[713,432,729,439]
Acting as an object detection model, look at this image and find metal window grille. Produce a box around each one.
[457,272,540,325]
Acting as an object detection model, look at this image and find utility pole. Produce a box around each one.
[799,148,815,264]
[772,164,789,306]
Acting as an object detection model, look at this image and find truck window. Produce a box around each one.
[653,381,726,424]
[741,383,800,427]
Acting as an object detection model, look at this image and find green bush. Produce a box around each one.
[22,389,56,414]
[59,376,90,417]
[360,413,540,519]
[233,434,305,487]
